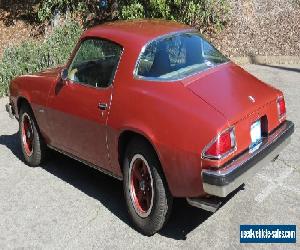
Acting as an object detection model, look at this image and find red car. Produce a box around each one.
[6,20,294,235]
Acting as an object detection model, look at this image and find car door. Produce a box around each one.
[47,38,122,171]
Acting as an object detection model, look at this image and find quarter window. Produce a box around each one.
[68,39,122,88]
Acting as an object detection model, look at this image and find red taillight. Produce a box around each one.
[202,127,236,160]
[277,96,286,121]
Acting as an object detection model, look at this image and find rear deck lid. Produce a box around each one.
[182,63,279,123]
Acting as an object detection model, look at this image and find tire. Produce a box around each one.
[19,104,47,167]
[123,137,173,236]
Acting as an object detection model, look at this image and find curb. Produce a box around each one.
[231,56,300,65]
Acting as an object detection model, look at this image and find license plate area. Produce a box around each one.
[249,119,262,153]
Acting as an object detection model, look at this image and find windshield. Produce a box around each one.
[135,32,229,81]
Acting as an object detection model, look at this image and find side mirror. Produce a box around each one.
[60,68,68,81]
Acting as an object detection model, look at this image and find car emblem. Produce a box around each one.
[248,95,256,103]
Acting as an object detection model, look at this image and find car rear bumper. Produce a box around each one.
[5,103,15,119]
[202,120,294,197]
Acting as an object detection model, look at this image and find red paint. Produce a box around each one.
[9,20,286,198]
[47,80,112,170]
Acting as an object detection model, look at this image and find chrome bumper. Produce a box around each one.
[202,120,294,197]
[5,103,14,119]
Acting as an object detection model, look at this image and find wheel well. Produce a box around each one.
[118,131,171,193]
[17,97,31,114]
[118,131,159,172]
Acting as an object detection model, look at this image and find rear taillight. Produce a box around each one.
[202,127,236,160]
[277,96,286,121]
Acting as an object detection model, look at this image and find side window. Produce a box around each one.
[68,39,122,88]
[136,36,190,78]
[136,42,157,76]
[202,40,227,64]
[136,33,228,80]
[167,36,186,68]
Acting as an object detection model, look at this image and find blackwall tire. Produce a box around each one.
[19,104,47,167]
[123,137,173,236]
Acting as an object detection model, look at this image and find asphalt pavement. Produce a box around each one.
[0,64,299,249]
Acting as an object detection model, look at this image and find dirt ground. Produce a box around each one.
[0,19,32,56]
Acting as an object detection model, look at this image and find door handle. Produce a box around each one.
[98,102,108,111]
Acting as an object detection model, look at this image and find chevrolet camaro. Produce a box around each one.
[6,20,294,235]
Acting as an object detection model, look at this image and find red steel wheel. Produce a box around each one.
[21,113,34,157]
[129,154,154,218]
[19,104,47,167]
[123,137,173,235]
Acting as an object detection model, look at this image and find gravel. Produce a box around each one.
[212,0,300,57]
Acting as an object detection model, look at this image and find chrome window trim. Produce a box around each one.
[133,30,230,82]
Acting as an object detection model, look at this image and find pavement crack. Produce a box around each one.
[86,207,101,225]
[278,158,292,168]
[277,158,299,172]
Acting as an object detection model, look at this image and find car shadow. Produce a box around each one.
[0,132,242,240]
[160,199,212,240]
[247,55,300,73]
[257,64,300,74]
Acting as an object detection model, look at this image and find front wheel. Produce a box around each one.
[123,138,173,236]
[19,104,47,167]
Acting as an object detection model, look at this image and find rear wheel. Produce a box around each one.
[123,138,173,236]
[19,104,47,167]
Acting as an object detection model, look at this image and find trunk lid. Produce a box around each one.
[182,63,279,123]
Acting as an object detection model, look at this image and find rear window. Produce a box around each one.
[135,33,229,81]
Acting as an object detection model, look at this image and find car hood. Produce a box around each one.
[182,63,280,123]
[34,66,64,78]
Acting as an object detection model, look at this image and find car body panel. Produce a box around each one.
[46,81,112,170]
[184,63,281,123]
[106,73,228,196]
